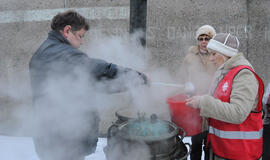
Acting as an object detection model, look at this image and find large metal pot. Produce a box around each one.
[104,112,191,160]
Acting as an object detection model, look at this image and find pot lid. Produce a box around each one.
[127,113,169,137]
[116,107,161,120]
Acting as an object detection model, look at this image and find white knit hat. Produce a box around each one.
[207,33,240,57]
[195,25,216,39]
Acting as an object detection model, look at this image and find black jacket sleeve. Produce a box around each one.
[87,56,147,84]
[68,50,148,86]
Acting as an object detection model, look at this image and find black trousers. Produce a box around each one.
[191,131,209,160]
[33,136,86,160]
[263,125,270,160]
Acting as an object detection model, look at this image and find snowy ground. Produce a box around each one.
[0,135,192,160]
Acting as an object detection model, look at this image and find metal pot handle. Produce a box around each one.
[107,123,119,138]
[178,143,191,160]
[178,126,186,140]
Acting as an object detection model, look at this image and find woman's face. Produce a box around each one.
[208,49,228,68]
[197,35,211,52]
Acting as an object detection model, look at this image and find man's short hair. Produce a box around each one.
[51,10,89,32]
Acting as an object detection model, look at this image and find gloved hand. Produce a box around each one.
[186,96,201,109]
[184,82,195,95]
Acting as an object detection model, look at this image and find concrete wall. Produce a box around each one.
[146,0,269,81]
[0,0,269,135]
[247,0,270,81]
[147,0,248,72]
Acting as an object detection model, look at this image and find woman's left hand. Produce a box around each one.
[186,96,202,109]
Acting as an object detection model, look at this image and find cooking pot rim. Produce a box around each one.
[115,107,137,120]
[115,119,184,142]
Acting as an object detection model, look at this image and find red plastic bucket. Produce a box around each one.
[167,94,202,136]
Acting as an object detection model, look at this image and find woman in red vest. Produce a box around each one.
[186,33,264,160]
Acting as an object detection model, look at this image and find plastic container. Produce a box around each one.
[167,94,202,136]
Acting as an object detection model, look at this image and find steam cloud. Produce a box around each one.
[1,30,190,159]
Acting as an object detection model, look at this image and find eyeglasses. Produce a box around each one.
[198,37,211,42]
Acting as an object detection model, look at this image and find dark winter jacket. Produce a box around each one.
[263,83,270,125]
[29,30,147,157]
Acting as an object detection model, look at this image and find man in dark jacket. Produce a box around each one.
[29,10,147,160]
[263,83,270,160]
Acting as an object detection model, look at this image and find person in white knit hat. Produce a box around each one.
[180,25,216,160]
[186,33,264,160]
[181,25,216,93]
[195,25,216,41]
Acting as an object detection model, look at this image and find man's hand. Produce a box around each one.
[186,96,202,109]
[184,82,195,95]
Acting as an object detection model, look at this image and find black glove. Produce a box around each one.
[94,63,118,80]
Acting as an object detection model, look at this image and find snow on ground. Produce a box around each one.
[0,135,192,160]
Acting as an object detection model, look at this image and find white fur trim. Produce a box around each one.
[196,25,216,39]
[207,39,238,57]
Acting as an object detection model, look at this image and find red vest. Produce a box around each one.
[208,65,264,160]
